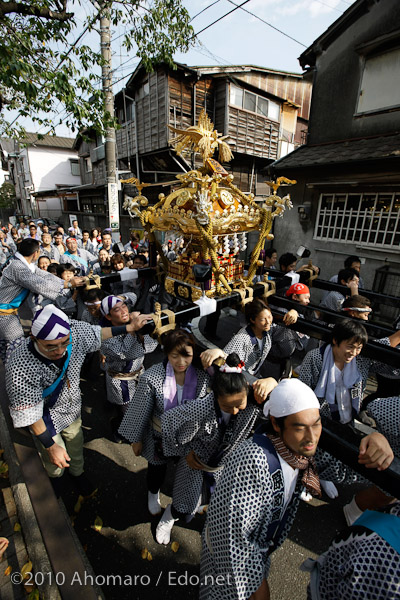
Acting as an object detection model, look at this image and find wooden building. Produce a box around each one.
[114,62,312,202]
[270,0,400,318]
[59,62,311,237]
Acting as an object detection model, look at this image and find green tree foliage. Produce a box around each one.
[0,181,16,207]
[0,0,194,137]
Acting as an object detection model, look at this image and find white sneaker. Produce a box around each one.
[320,480,339,499]
[156,504,178,545]
[148,491,162,516]
[343,496,363,526]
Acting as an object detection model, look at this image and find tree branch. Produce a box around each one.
[0,0,73,20]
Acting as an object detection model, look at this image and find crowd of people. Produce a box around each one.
[0,216,399,599]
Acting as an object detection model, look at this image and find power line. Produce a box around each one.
[190,0,224,22]
[312,0,343,13]
[226,0,307,47]
[194,41,233,67]
[192,0,252,39]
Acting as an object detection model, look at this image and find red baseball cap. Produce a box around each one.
[286,283,310,297]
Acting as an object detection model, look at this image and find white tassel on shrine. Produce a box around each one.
[223,234,230,256]
[240,232,247,251]
[233,233,239,255]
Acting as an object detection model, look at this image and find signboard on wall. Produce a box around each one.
[108,182,120,241]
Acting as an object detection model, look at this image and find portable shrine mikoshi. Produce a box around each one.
[122,110,296,300]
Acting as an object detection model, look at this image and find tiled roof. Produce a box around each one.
[19,133,75,149]
[273,132,400,170]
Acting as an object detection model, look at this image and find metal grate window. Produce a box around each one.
[314,192,400,249]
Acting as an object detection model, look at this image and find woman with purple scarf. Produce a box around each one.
[118,329,210,518]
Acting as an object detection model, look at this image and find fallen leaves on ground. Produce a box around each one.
[74,495,84,514]
[141,548,152,561]
[93,516,103,532]
[21,560,32,580]
[0,461,9,478]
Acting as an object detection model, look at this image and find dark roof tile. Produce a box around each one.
[273,132,400,169]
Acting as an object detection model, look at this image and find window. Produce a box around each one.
[136,79,149,100]
[257,96,269,118]
[230,85,243,107]
[126,101,135,122]
[314,192,400,250]
[82,199,105,214]
[267,100,280,122]
[357,47,400,114]
[118,107,125,124]
[84,157,92,173]
[70,160,80,176]
[244,91,256,112]
[229,84,280,121]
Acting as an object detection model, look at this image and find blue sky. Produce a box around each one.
[176,0,354,73]
[5,0,356,136]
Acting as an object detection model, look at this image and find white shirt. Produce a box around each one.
[278,455,299,512]
[334,365,353,424]
[286,271,300,285]
[15,252,35,274]
[256,337,265,353]
[177,384,184,405]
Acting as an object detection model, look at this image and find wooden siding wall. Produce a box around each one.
[137,71,168,154]
[77,138,107,185]
[167,75,214,130]
[228,106,279,159]
[214,79,227,134]
[115,69,305,165]
[295,118,308,146]
[233,72,312,120]
[92,161,106,186]
[222,161,270,195]
[116,122,136,160]
[116,70,168,159]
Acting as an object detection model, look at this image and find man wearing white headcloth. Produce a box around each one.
[5,304,151,497]
[199,378,322,600]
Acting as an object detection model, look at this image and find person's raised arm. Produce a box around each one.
[100,312,153,342]
[200,347,226,369]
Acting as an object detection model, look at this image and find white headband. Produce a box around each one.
[342,306,372,313]
[219,360,245,373]
[263,379,320,418]
[84,301,101,306]
[100,295,124,316]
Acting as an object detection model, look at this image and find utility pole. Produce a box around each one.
[99,3,120,241]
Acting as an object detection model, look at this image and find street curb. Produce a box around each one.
[0,397,61,600]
